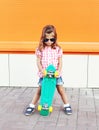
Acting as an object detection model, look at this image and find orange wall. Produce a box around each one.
[0,0,99,42]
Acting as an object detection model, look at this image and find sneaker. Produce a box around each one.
[24,107,35,116]
[64,105,72,115]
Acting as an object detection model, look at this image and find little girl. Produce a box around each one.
[25,25,72,115]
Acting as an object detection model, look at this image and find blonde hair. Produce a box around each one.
[38,25,60,51]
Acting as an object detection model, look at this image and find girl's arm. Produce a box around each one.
[55,57,62,77]
[37,56,46,77]
[58,56,62,73]
[36,56,43,72]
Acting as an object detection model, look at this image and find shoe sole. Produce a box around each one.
[65,111,72,115]
[24,109,35,116]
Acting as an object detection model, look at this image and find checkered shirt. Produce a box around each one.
[35,46,63,77]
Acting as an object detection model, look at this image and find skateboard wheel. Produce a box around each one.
[43,70,47,76]
[38,105,42,111]
[54,71,59,77]
[49,106,53,112]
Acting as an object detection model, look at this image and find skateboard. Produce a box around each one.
[38,64,58,116]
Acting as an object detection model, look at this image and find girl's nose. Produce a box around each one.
[48,40,52,43]
[48,40,51,43]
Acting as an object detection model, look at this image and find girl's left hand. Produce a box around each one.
[41,69,47,77]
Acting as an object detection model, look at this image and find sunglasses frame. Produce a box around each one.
[43,38,56,43]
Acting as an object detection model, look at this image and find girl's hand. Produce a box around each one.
[41,69,47,77]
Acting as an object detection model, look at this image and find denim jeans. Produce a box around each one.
[38,77,64,86]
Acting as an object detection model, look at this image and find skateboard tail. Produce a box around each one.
[38,105,53,116]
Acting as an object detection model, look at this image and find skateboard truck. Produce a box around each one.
[42,104,49,110]
[47,71,54,78]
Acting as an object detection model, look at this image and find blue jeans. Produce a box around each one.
[38,77,64,86]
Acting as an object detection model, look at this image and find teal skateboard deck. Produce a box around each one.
[38,65,57,116]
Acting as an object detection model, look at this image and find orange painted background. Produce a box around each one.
[0,0,99,42]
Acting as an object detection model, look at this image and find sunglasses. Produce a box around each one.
[43,38,56,43]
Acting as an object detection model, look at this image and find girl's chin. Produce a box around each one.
[47,43,52,46]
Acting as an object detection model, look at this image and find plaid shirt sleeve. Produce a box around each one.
[35,48,42,57]
[58,48,63,58]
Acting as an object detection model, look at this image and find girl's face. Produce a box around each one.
[43,32,56,46]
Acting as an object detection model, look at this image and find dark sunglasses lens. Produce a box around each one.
[44,38,49,42]
[50,38,56,42]
[43,38,56,43]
